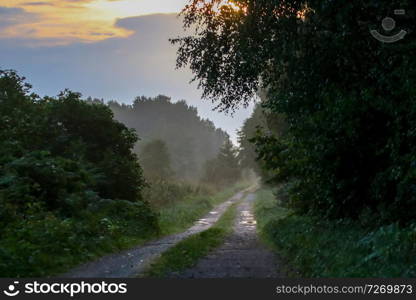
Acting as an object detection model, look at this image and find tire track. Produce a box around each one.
[166,193,285,278]
[62,189,251,278]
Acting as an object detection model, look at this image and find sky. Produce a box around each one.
[0,0,255,143]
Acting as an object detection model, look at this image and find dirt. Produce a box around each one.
[166,193,285,278]
[62,190,248,278]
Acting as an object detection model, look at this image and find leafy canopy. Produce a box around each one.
[173,1,416,223]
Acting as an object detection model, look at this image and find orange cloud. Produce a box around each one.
[0,0,187,45]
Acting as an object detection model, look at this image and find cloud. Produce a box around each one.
[0,13,192,100]
[0,1,130,44]
[0,14,254,141]
[0,6,37,28]
[21,2,55,6]
[0,0,190,45]
[116,13,181,32]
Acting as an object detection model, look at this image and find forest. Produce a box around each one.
[109,95,228,181]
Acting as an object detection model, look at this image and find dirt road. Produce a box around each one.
[166,193,285,278]
[63,190,248,278]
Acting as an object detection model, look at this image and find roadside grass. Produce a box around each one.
[254,188,289,236]
[254,188,416,277]
[0,206,158,278]
[144,202,239,278]
[26,183,247,277]
[56,182,246,277]
[157,182,249,236]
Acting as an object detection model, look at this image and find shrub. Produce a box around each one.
[0,69,158,277]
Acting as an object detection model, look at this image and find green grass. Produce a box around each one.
[0,204,158,277]
[157,182,249,236]
[0,182,248,277]
[144,202,239,278]
[254,188,289,234]
[254,188,416,277]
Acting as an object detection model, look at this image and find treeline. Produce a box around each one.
[173,0,416,276]
[108,96,243,208]
[109,96,229,181]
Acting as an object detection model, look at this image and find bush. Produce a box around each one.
[142,180,201,209]
[264,215,416,277]
[0,199,158,277]
[255,188,416,277]
[0,69,158,277]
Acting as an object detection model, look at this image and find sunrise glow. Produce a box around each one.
[86,0,189,19]
[0,0,189,44]
[0,0,245,45]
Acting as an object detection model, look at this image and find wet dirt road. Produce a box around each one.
[166,193,285,278]
[63,190,248,278]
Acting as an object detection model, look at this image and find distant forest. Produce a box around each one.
[108,96,229,181]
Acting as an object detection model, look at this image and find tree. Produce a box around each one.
[238,104,265,174]
[0,70,158,277]
[173,1,416,223]
[0,69,150,213]
[202,138,241,186]
[140,140,173,181]
[238,101,287,182]
[43,90,146,203]
[109,95,228,181]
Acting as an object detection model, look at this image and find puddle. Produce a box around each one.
[239,210,257,228]
[196,219,210,225]
[165,192,284,278]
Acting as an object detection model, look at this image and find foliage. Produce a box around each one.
[173,0,416,223]
[202,139,242,187]
[144,202,238,278]
[238,102,288,181]
[255,189,416,277]
[143,180,207,209]
[0,69,158,277]
[237,104,267,175]
[253,189,289,233]
[157,182,246,236]
[140,140,174,181]
[45,91,146,203]
[109,95,228,181]
[0,199,157,277]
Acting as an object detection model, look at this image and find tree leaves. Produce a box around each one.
[174,0,416,223]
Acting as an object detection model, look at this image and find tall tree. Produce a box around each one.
[202,138,241,186]
[0,68,155,218]
[238,104,267,174]
[172,0,416,223]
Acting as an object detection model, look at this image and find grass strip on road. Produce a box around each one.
[158,182,249,236]
[144,202,239,278]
